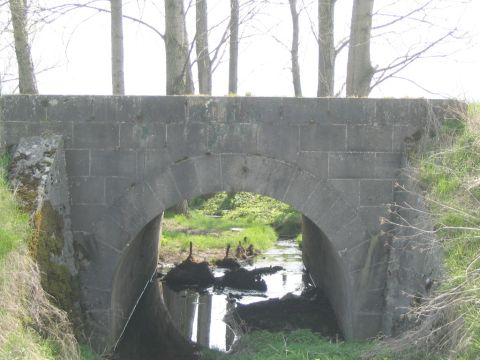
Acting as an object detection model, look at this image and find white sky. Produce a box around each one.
[2,0,480,101]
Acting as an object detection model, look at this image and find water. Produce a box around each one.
[160,239,304,351]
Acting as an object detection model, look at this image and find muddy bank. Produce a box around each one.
[232,290,343,340]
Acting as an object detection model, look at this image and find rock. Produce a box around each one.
[164,258,215,289]
[217,268,267,292]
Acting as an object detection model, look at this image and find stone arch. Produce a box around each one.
[92,153,372,349]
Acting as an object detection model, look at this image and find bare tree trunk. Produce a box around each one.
[196,0,212,95]
[228,0,239,94]
[317,0,335,97]
[165,0,193,95]
[111,0,125,95]
[165,0,193,215]
[9,0,37,94]
[288,0,302,97]
[346,0,374,97]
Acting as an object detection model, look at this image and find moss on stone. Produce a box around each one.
[29,200,79,315]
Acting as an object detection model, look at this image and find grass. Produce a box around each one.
[0,154,101,360]
[0,168,31,262]
[407,103,480,357]
[200,330,379,360]
[162,210,277,253]
[162,192,301,255]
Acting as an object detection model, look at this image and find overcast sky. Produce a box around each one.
[2,0,479,101]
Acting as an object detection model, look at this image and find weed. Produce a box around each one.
[200,329,380,360]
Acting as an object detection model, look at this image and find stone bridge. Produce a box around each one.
[0,95,458,352]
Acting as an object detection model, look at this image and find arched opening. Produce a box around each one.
[112,192,346,359]
[94,154,382,358]
[157,192,342,352]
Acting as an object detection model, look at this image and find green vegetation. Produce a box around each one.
[163,211,277,252]
[201,330,379,360]
[414,104,480,356]
[0,155,99,360]
[162,192,301,255]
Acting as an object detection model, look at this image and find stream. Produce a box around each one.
[160,239,305,351]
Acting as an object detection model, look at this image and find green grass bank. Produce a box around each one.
[0,158,100,360]
[161,192,302,257]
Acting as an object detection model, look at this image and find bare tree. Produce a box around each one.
[346,0,374,97]
[195,0,212,94]
[317,0,335,97]
[9,0,37,94]
[288,0,302,97]
[165,0,194,95]
[111,0,125,95]
[165,0,193,215]
[228,0,239,94]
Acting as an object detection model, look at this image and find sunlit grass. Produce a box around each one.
[416,103,480,356]
[201,329,381,360]
[0,178,31,263]
[162,210,277,252]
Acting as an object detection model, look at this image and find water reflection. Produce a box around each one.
[160,239,304,351]
[161,285,235,351]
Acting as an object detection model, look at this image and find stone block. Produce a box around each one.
[257,123,299,162]
[3,122,28,145]
[70,204,108,232]
[360,180,393,206]
[300,124,346,152]
[29,121,74,147]
[204,97,237,123]
[193,154,222,195]
[93,215,131,252]
[91,96,136,123]
[407,99,429,125]
[375,99,411,125]
[236,97,282,123]
[393,125,421,152]
[146,169,183,210]
[302,180,336,224]
[358,206,390,233]
[105,177,133,205]
[70,176,105,205]
[65,149,90,177]
[352,311,383,339]
[282,97,330,124]
[120,122,166,149]
[347,125,393,152]
[138,96,186,123]
[375,153,402,179]
[108,193,148,237]
[220,154,248,193]
[329,179,360,207]
[1,95,43,122]
[166,122,207,161]
[317,197,358,237]
[73,123,119,149]
[208,123,258,155]
[328,152,375,179]
[90,150,137,177]
[137,149,172,176]
[241,156,287,196]
[263,161,297,201]
[327,98,376,125]
[44,96,94,122]
[171,159,200,201]
[283,169,321,211]
[331,215,367,252]
[296,151,328,178]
